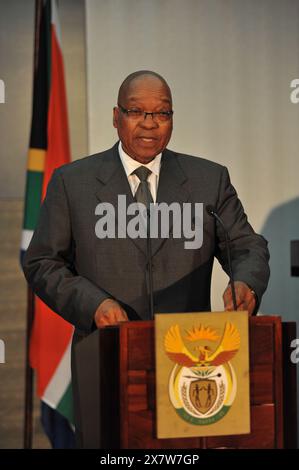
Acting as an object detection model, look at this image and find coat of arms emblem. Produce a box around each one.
[164,322,240,425]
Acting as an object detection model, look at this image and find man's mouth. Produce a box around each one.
[138,137,157,143]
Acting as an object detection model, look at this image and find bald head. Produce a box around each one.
[117,70,172,106]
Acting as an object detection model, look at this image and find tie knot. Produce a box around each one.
[134,166,152,182]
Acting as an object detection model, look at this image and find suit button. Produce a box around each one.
[146,263,154,271]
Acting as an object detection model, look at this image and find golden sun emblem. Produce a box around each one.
[164,323,240,368]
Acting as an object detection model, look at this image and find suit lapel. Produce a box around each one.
[94,145,191,258]
[95,143,148,256]
[151,148,190,257]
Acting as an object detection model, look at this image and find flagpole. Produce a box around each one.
[23,0,43,449]
[23,286,35,449]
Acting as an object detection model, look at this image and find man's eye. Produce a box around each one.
[129,109,143,117]
[156,111,171,121]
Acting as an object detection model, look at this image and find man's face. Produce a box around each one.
[113,76,173,164]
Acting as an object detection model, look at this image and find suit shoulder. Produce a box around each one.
[168,149,227,175]
[55,148,112,178]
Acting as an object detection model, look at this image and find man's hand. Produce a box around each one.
[223,281,256,316]
[94,298,128,328]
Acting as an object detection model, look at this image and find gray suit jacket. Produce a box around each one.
[23,142,270,339]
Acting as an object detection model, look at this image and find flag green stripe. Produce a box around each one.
[56,383,74,424]
[23,170,44,230]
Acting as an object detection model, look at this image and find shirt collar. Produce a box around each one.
[118,141,161,178]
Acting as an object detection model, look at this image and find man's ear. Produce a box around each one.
[113,106,118,128]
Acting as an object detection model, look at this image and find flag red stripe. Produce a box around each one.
[42,26,71,198]
[30,24,73,397]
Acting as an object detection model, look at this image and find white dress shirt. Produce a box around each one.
[118,141,161,203]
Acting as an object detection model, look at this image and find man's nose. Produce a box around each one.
[139,113,159,129]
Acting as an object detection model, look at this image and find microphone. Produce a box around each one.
[206,205,238,311]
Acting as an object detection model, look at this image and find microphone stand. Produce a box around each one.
[207,206,238,311]
[142,186,154,320]
[146,208,154,320]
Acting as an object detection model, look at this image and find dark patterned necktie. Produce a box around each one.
[133,166,153,209]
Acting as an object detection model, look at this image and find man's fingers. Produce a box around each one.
[224,299,244,311]
[94,299,128,328]
[102,307,127,325]
[223,281,256,314]
[98,317,111,327]
[246,296,256,316]
[115,308,128,322]
[223,285,242,310]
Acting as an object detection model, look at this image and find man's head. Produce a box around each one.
[113,71,173,164]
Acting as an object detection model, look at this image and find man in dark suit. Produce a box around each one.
[23,70,270,445]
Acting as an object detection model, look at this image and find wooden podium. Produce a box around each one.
[74,316,297,449]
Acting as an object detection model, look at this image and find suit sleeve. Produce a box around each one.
[214,166,270,309]
[22,168,111,333]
